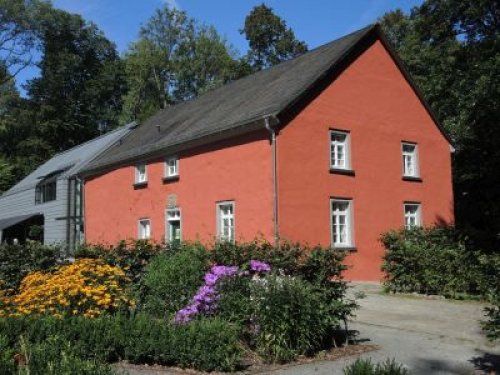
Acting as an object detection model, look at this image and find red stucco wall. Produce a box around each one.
[276,40,454,281]
[84,39,454,281]
[84,131,274,244]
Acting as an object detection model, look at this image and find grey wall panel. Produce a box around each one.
[0,178,69,245]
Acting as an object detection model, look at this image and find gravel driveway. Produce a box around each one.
[119,283,500,375]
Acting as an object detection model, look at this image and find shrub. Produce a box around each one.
[252,274,333,362]
[0,335,16,374]
[2,335,116,375]
[169,318,242,371]
[216,275,253,327]
[75,240,164,284]
[381,226,498,298]
[1,259,133,318]
[343,358,409,375]
[0,241,62,293]
[0,315,242,372]
[210,240,302,274]
[482,300,500,342]
[139,244,208,317]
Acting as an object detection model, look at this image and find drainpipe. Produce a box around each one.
[66,177,72,255]
[264,115,280,245]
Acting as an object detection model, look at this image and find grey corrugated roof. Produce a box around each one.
[83,25,377,174]
[1,123,135,197]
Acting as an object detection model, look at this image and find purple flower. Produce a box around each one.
[174,264,241,324]
[211,265,239,277]
[204,273,219,286]
[250,260,271,273]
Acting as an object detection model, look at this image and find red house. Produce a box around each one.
[80,25,454,281]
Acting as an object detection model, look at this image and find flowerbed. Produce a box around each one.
[0,240,356,373]
[1,258,133,318]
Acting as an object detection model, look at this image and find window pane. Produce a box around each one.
[218,203,235,242]
[331,132,349,169]
[331,200,352,246]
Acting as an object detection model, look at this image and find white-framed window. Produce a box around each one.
[165,157,179,178]
[217,201,235,242]
[330,130,350,169]
[404,203,421,229]
[402,142,419,177]
[166,208,181,242]
[135,163,147,183]
[138,218,151,239]
[331,198,354,248]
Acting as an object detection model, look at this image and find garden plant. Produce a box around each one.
[0,239,357,373]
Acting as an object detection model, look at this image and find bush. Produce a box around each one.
[169,318,242,371]
[210,240,302,274]
[0,241,62,293]
[381,226,499,298]
[75,240,164,284]
[0,314,242,372]
[1,259,133,318]
[0,335,16,374]
[343,358,409,375]
[251,274,333,362]
[138,244,208,317]
[482,300,500,342]
[18,335,116,375]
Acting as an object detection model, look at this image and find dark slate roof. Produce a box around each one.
[82,25,378,174]
[82,24,451,176]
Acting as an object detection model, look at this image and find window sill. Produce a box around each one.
[330,168,355,176]
[334,246,357,252]
[402,176,422,182]
[133,182,148,189]
[162,175,180,183]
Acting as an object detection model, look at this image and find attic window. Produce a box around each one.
[165,157,179,178]
[35,177,57,204]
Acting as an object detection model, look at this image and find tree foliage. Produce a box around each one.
[26,9,126,152]
[0,0,50,84]
[121,7,245,122]
[241,3,307,70]
[379,0,500,249]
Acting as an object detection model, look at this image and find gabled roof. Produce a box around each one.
[1,123,135,198]
[82,24,451,176]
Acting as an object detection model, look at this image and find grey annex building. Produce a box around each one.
[0,124,134,250]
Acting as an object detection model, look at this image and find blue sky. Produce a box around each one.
[15,0,423,92]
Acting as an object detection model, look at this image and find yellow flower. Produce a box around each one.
[3,258,133,318]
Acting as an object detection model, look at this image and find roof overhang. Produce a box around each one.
[0,213,43,231]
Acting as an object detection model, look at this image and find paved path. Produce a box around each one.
[120,283,500,375]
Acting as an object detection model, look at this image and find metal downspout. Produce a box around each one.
[264,116,279,245]
[65,177,72,255]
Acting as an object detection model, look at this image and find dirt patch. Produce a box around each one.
[116,344,378,374]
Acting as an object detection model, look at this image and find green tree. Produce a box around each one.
[0,0,50,83]
[26,8,126,153]
[241,3,307,70]
[121,8,192,122]
[379,0,500,248]
[121,6,245,122]
[172,25,243,101]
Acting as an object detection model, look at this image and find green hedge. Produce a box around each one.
[138,245,208,317]
[0,242,62,293]
[0,314,242,372]
[381,226,499,299]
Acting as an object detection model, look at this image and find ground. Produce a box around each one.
[119,283,500,375]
